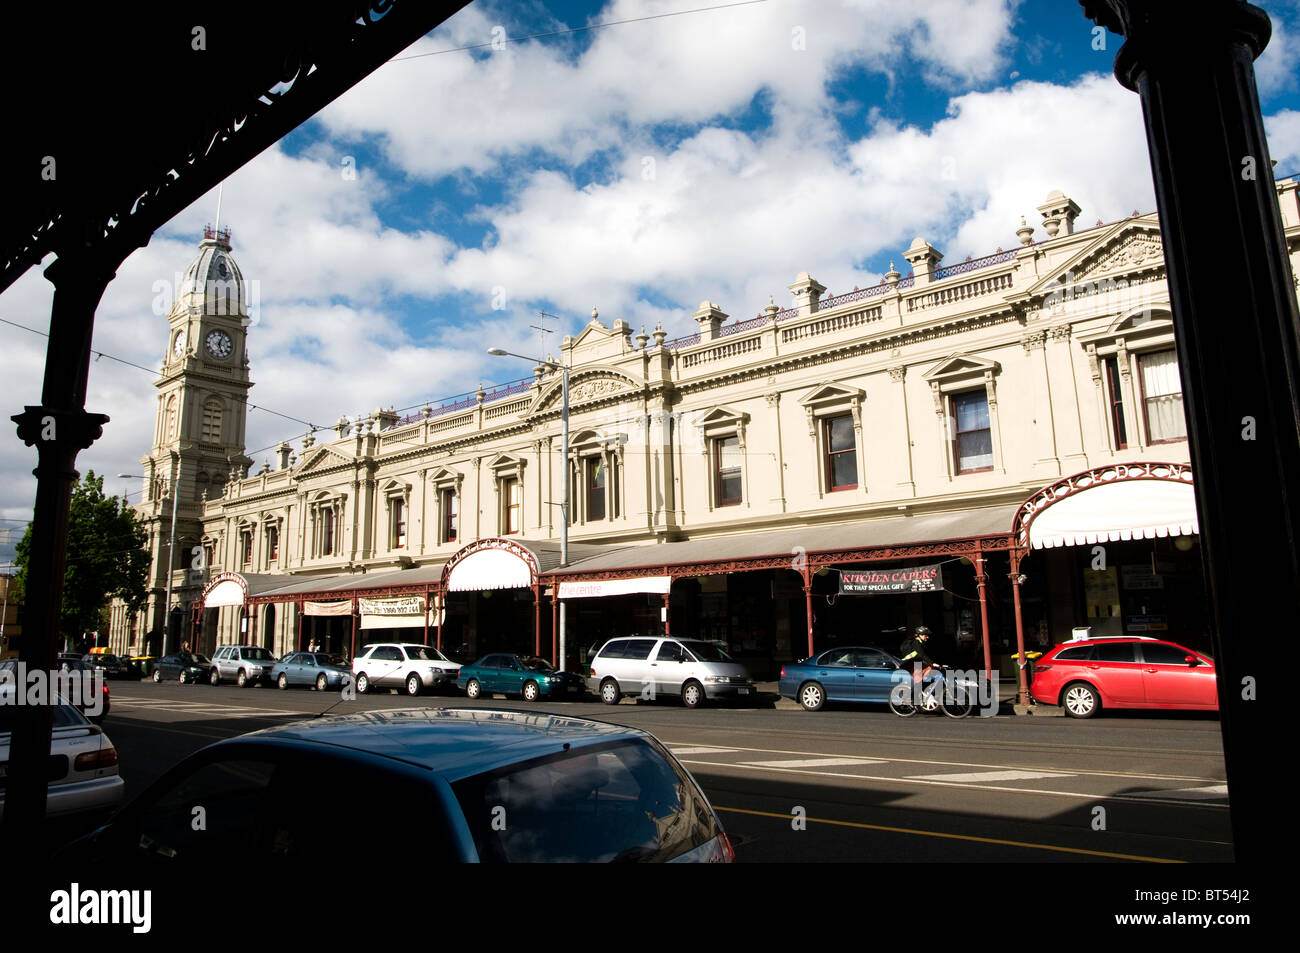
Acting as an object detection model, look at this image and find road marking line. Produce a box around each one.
[663,740,1222,784]
[712,805,1187,862]
[675,759,1230,809]
[1117,784,1228,801]
[906,770,1075,782]
[743,757,886,768]
[669,746,740,755]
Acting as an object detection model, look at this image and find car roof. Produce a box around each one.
[226,707,648,781]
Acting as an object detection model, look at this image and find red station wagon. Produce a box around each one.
[1029,637,1218,718]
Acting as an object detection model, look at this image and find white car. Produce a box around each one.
[0,687,125,821]
[351,643,461,696]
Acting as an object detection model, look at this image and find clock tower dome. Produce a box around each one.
[136,225,255,651]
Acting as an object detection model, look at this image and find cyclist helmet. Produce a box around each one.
[913,625,932,637]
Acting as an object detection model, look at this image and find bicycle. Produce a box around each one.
[888,664,974,719]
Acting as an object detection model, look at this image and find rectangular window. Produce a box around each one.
[1139,349,1186,443]
[267,527,279,564]
[503,478,522,535]
[1103,355,1128,450]
[441,489,458,544]
[714,436,742,506]
[321,509,335,557]
[951,391,993,473]
[824,415,858,490]
[241,531,253,566]
[586,458,606,521]
[391,498,406,549]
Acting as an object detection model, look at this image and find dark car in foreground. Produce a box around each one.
[66,708,733,863]
[458,654,587,701]
[778,646,914,711]
[1029,636,1218,718]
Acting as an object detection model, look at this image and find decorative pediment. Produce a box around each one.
[1077,307,1176,346]
[565,312,634,364]
[294,445,353,475]
[487,452,526,472]
[1025,222,1165,301]
[922,353,1000,383]
[797,382,864,408]
[696,405,748,430]
[379,478,409,497]
[429,466,461,487]
[534,368,638,412]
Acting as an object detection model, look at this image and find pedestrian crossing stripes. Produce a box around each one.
[742,757,885,768]
[669,746,740,755]
[113,696,299,718]
[1116,784,1228,801]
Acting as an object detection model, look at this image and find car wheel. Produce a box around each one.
[681,680,704,709]
[466,678,481,699]
[237,669,248,688]
[356,672,370,694]
[153,669,162,683]
[600,678,621,705]
[1062,682,1100,718]
[522,680,540,702]
[278,673,289,690]
[405,673,422,697]
[316,673,328,692]
[178,671,188,684]
[209,668,220,686]
[799,681,826,712]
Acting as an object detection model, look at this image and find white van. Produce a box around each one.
[587,637,754,708]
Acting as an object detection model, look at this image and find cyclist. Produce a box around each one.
[898,625,936,675]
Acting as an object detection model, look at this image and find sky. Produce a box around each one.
[3,0,1300,563]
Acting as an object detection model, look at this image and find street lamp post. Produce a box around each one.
[120,452,180,654]
[488,347,569,670]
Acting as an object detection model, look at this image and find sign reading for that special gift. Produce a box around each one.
[838,564,944,595]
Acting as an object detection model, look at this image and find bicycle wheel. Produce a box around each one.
[940,685,973,719]
[888,682,918,717]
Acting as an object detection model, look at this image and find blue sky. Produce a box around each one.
[3,0,1300,548]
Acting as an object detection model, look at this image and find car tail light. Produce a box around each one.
[720,831,735,862]
[589,667,596,677]
[779,666,786,679]
[1033,664,1052,672]
[75,746,118,771]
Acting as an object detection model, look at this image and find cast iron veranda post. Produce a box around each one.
[1083,0,1295,863]
[3,249,115,847]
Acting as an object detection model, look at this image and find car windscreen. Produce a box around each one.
[404,646,449,662]
[521,657,554,672]
[314,655,347,667]
[679,641,734,663]
[452,739,719,863]
[190,655,210,665]
[244,649,275,661]
[0,698,88,733]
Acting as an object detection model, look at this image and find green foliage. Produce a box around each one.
[12,471,151,639]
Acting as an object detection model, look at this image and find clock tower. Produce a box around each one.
[137,225,254,652]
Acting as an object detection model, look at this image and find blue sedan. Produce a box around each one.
[270,652,352,691]
[778,646,914,711]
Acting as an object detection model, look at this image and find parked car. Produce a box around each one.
[1029,636,1218,718]
[0,686,124,822]
[63,708,732,862]
[3,658,115,724]
[270,652,352,691]
[352,643,460,696]
[127,655,158,678]
[587,637,754,708]
[778,646,916,711]
[153,652,212,684]
[458,654,587,701]
[82,653,133,680]
[209,645,278,687]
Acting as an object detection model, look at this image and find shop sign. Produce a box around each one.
[1121,564,1164,590]
[838,564,944,594]
[1126,614,1169,632]
[358,596,425,616]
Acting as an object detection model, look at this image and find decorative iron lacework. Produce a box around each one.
[387,377,533,429]
[932,248,1017,280]
[815,282,892,310]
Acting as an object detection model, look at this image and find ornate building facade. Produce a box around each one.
[109,180,1300,681]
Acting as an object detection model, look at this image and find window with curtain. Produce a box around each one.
[1139,349,1187,443]
[823,414,857,490]
[951,391,993,473]
[586,458,606,521]
[714,436,742,505]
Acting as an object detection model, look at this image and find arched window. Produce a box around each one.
[163,395,178,442]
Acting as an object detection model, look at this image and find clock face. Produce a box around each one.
[205,329,233,359]
[172,330,186,357]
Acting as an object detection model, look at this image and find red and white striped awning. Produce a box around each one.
[1023,468,1199,549]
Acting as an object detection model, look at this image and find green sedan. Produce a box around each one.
[456,654,588,702]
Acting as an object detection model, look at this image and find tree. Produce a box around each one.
[11,470,151,646]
